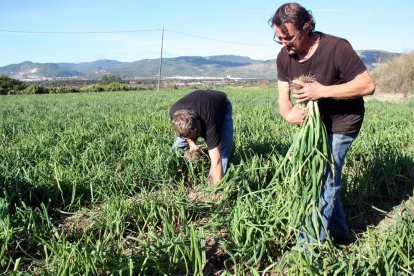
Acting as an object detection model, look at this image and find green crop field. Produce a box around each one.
[0,88,413,275]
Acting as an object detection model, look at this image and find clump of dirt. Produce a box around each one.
[290,74,316,110]
[183,147,209,162]
[55,207,100,240]
[203,230,229,275]
[186,184,219,203]
[187,185,204,202]
[289,74,316,91]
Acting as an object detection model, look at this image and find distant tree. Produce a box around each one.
[23,84,49,94]
[79,84,105,92]
[0,75,27,95]
[99,75,124,85]
[49,85,79,93]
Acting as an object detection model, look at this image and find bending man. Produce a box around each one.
[170,89,234,187]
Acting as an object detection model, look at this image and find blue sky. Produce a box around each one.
[0,0,413,66]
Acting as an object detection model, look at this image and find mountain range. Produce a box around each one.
[0,50,400,81]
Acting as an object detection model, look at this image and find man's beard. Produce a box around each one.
[287,49,299,59]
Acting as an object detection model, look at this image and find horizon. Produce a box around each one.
[0,49,401,68]
[1,1,413,67]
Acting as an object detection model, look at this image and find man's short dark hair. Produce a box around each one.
[172,109,198,138]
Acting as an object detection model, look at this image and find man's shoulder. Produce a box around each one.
[319,32,350,46]
[200,90,228,102]
[198,89,226,95]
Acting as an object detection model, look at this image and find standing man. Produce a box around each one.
[170,89,233,187]
[269,3,375,244]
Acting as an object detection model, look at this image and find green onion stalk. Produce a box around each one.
[223,77,333,269]
[273,75,332,242]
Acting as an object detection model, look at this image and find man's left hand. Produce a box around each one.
[294,81,325,103]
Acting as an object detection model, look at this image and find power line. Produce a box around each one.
[164,28,274,47]
[0,27,274,47]
[0,28,162,34]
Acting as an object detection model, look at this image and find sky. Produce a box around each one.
[1,0,413,67]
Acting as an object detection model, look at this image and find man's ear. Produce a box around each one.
[303,22,311,33]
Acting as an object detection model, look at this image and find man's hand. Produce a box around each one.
[293,71,375,101]
[293,80,325,103]
[207,175,221,202]
[285,105,307,125]
[185,138,199,152]
[278,80,307,125]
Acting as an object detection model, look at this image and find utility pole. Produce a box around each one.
[157,27,164,91]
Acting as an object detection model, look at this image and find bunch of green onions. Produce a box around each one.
[274,75,331,241]
[223,76,332,269]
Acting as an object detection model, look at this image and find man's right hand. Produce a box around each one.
[186,138,199,152]
[285,105,307,125]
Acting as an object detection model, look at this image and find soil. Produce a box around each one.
[350,195,414,238]
[56,207,100,240]
[203,238,229,275]
[376,196,414,230]
[183,147,209,162]
[367,92,411,102]
[186,184,219,203]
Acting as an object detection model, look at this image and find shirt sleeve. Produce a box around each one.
[276,50,290,82]
[334,39,367,82]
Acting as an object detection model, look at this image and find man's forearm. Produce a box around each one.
[210,162,223,186]
[208,147,223,187]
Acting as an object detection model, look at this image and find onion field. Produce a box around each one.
[0,87,413,275]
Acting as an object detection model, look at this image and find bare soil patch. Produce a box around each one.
[376,196,414,230]
[56,207,100,240]
[183,147,209,162]
[367,92,411,102]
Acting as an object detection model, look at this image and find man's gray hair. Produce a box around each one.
[172,109,198,138]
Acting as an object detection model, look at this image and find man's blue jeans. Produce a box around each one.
[171,99,234,174]
[319,133,356,242]
[300,133,355,244]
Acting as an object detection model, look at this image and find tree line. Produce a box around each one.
[0,75,150,95]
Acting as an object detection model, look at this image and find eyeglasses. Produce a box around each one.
[273,30,302,45]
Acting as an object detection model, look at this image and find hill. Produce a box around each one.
[370,50,414,95]
[356,50,400,70]
[0,51,400,81]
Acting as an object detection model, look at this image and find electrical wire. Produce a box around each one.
[0,27,275,47]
